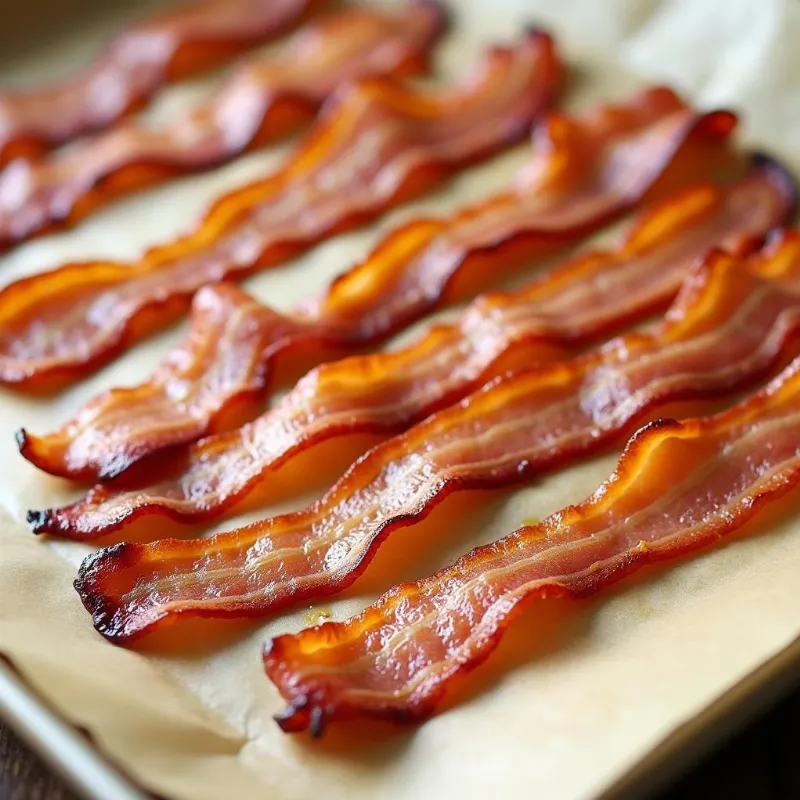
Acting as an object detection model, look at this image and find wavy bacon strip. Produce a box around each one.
[0,0,318,166]
[20,88,747,479]
[0,2,447,249]
[33,158,796,536]
[0,30,562,390]
[74,231,800,643]
[266,353,800,734]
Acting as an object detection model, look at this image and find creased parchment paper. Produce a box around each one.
[0,1,799,798]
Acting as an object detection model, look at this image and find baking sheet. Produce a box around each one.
[0,1,799,799]
[0,660,146,800]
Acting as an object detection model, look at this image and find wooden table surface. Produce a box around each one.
[0,682,798,800]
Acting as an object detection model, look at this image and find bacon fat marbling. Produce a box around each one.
[31,158,795,536]
[20,87,749,481]
[74,232,800,644]
[265,346,800,733]
[0,30,562,389]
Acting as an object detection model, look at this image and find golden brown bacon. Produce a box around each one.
[0,0,319,166]
[0,30,562,389]
[266,352,800,735]
[74,232,800,643]
[19,88,747,479]
[31,159,796,536]
[0,2,447,249]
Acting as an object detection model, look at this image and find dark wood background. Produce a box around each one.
[1,682,798,800]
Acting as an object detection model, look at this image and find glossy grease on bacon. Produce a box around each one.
[21,88,751,481]
[266,351,800,732]
[74,233,800,642]
[33,158,796,537]
[0,30,562,389]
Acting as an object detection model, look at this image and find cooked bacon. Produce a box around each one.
[266,352,800,735]
[0,0,318,167]
[0,30,563,390]
[74,231,800,643]
[0,2,447,249]
[32,159,796,536]
[19,88,747,479]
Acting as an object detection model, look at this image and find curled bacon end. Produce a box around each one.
[265,351,800,732]
[31,156,797,537]
[0,2,448,249]
[73,232,800,644]
[0,0,319,167]
[0,29,563,390]
[20,88,749,479]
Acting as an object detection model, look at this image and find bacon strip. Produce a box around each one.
[266,353,800,735]
[0,2,447,249]
[32,159,796,536]
[74,231,800,643]
[19,88,747,479]
[0,30,562,390]
[0,0,318,167]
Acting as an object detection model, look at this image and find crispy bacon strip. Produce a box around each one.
[32,158,796,536]
[0,0,319,166]
[266,353,800,735]
[74,231,800,643]
[19,88,747,479]
[0,2,447,249]
[0,30,562,389]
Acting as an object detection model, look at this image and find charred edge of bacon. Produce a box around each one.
[264,409,800,734]
[69,223,800,643]
[16,99,753,479]
[748,150,799,222]
[24,149,800,535]
[420,0,452,38]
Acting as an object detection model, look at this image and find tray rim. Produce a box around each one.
[1,634,799,800]
[0,659,147,800]
[602,633,800,800]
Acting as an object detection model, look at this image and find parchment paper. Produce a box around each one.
[0,2,799,799]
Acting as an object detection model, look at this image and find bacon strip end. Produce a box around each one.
[264,372,800,733]
[71,228,800,650]
[28,151,797,538]
[19,86,763,492]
